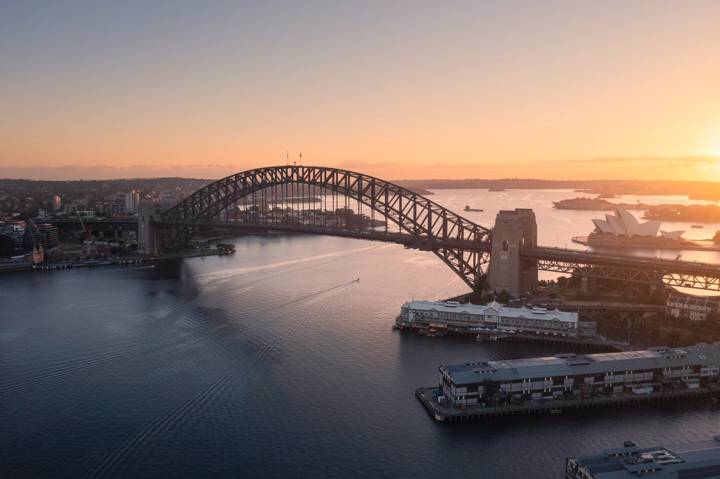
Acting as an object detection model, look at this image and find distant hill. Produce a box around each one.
[394,179,720,200]
[2,177,719,202]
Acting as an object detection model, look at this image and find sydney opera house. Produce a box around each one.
[592,209,684,239]
[575,209,687,248]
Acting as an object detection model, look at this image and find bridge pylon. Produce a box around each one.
[487,208,538,297]
[138,199,162,256]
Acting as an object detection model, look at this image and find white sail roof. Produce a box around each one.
[592,209,677,238]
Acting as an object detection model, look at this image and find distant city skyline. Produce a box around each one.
[2,1,720,181]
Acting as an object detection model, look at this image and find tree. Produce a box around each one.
[497,289,511,304]
[0,234,15,257]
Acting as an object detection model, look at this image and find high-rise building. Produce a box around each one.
[37,223,59,249]
[125,190,140,214]
[52,195,62,211]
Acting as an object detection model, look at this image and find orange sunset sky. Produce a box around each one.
[2,1,720,181]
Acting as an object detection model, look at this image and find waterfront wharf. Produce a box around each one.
[19,247,233,275]
[395,323,627,352]
[415,384,720,422]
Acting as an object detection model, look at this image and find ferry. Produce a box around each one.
[215,243,236,254]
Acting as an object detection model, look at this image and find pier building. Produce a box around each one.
[666,292,720,322]
[566,437,720,478]
[397,300,579,337]
[436,343,720,409]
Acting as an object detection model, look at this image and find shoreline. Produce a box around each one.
[0,248,233,274]
[571,235,720,251]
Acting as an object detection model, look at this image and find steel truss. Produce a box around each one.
[160,165,492,289]
[158,166,720,292]
[535,258,720,292]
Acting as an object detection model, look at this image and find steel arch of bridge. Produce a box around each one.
[160,165,493,289]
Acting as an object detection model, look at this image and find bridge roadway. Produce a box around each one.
[48,218,138,226]
[157,219,489,252]
[49,217,720,291]
[524,246,720,290]
[162,220,720,290]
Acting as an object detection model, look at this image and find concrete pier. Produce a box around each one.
[415,385,719,422]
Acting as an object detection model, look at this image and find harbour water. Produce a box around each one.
[2,189,720,478]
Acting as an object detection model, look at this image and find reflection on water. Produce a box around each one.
[435,188,720,260]
[2,189,720,478]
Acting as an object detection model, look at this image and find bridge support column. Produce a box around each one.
[138,199,161,257]
[580,276,589,294]
[487,208,538,297]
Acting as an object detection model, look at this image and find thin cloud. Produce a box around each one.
[337,160,405,169]
[0,164,236,180]
[550,156,720,166]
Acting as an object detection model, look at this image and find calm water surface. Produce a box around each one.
[2,189,720,478]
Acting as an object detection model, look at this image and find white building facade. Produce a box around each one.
[398,300,578,337]
[666,293,720,322]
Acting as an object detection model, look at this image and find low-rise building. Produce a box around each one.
[397,300,579,337]
[666,293,720,322]
[27,245,44,264]
[83,240,116,256]
[438,343,720,408]
[76,210,96,219]
[566,437,720,478]
[97,200,126,217]
[0,222,26,252]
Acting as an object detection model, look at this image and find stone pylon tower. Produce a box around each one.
[487,208,538,296]
[137,199,161,256]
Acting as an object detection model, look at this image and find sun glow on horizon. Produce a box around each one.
[2,3,720,181]
[711,133,720,157]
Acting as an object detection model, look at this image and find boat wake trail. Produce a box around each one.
[194,244,383,286]
[273,279,358,310]
[0,339,158,401]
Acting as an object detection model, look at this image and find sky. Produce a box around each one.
[2,0,720,181]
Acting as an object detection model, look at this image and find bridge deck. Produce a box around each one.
[48,217,720,290]
[525,246,720,276]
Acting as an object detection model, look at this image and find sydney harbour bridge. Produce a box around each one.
[60,165,720,294]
